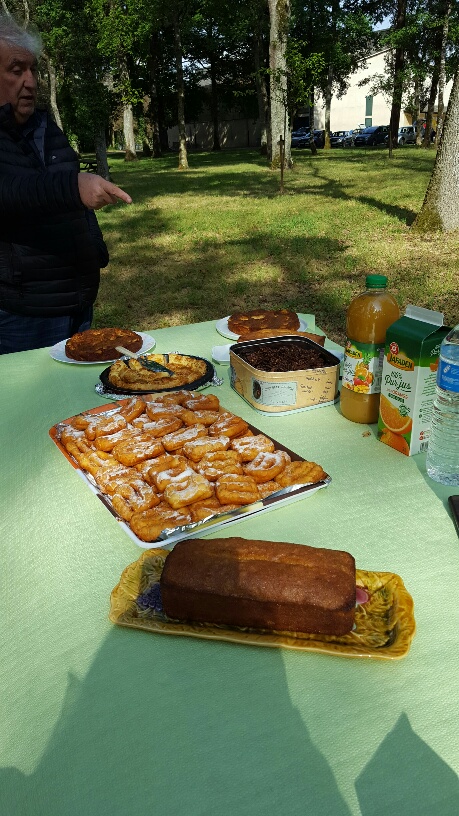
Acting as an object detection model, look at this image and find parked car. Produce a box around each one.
[385,126,417,146]
[291,129,324,148]
[342,128,364,147]
[397,125,416,145]
[353,125,389,146]
[330,130,350,147]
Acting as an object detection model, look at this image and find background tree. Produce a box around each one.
[268,0,291,168]
[413,67,459,230]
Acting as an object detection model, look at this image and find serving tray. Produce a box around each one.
[109,548,416,660]
[49,400,331,549]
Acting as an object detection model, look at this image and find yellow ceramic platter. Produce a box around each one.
[109,548,416,660]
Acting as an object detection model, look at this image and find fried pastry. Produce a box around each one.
[130,506,192,542]
[189,498,240,523]
[257,481,282,499]
[196,450,243,481]
[163,471,213,510]
[93,462,136,493]
[275,460,327,487]
[208,413,248,439]
[84,413,127,441]
[134,415,183,438]
[183,394,220,411]
[154,463,194,493]
[111,480,160,521]
[230,434,275,461]
[182,435,230,462]
[112,434,165,466]
[136,454,188,485]
[215,474,260,505]
[243,450,291,483]
[162,424,208,452]
[119,397,147,423]
[95,427,142,452]
[145,402,185,421]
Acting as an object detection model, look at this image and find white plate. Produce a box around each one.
[216,315,308,341]
[212,343,233,364]
[49,332,156,365]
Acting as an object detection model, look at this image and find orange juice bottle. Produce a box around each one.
[341,275,400,423]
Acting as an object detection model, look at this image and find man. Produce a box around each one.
[0,15,132,354]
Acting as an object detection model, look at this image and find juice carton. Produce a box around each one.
[378,305,450,456]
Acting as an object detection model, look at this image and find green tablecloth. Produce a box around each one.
[1,317,459,816]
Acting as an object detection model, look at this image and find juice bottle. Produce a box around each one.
[340,275,400,423]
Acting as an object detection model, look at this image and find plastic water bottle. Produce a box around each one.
[426,324,459,485]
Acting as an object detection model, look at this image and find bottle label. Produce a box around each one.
[342,340,385,394]
[437,359,459,393]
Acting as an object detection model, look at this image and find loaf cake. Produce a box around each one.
[65,328,142,361]
[228,309,300,336]
[160,537,356,635]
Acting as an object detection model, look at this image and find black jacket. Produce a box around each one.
[0,105,109,317]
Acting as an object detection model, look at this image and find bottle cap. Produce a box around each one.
[366,274,387,289]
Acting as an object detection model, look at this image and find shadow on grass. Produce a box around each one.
[96,209,354,338]
[104,148,432,224]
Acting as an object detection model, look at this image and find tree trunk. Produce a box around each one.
[209,51,220,150]
[309,96,317,156]
[253,23,269,155]
[173,11,189,170]
[267,0,291,169]
[149,29,162,158]
[436,1,451,144]
[422,4,448,149]
[94,127,110,179]
[120,58,137,161]
[412,68,459,232]
[44,53,63,131]
[389,0,407,149]
[324,63,333,149]
[123,103,137,161]
[414,78,422,145]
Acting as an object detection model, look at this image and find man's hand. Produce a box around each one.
[77,173,132,210]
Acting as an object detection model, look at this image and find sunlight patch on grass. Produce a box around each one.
[92,148,458,345]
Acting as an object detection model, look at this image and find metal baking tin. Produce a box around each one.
[230,336,340,414]
[49,403,331,550]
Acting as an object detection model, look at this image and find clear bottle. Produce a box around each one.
[340,275,400,424]
[426,324,459,485]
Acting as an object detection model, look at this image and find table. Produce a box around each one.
[1,317,459,816]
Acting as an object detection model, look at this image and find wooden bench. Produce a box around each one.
[79,161,98,174]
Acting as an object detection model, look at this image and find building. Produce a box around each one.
[167,47,452,149]
[315,47,453,132]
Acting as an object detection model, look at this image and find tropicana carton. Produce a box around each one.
[378,305,450,456]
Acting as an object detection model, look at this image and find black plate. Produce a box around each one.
[99,353,216,395]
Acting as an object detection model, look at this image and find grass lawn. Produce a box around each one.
[93,146,459,346]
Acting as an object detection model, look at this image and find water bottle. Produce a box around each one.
[426,324,459,485]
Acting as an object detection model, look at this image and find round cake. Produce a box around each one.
[228,309,300,336]
[65,328,143,362]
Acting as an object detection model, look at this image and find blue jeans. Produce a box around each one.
[0,306,93,354]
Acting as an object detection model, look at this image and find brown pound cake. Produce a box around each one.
[228,309,300,336]
[65,328,143,362]
[160,537,356,635]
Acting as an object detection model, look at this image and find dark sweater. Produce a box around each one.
[0,105,108,317]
